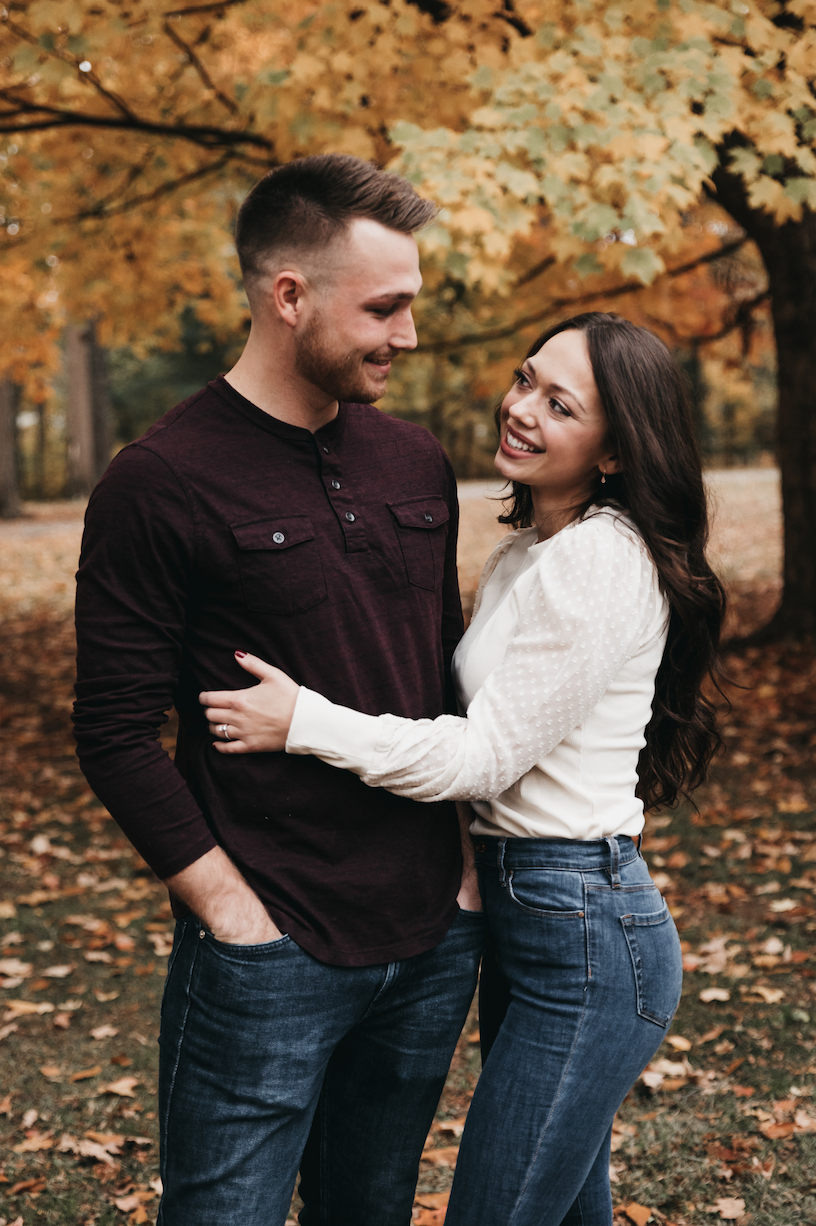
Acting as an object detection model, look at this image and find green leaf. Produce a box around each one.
[574,253,604,278]
[762,154,784,177]
[621,248,664,284]
[784,177,813,205]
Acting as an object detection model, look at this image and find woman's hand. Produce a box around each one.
[200,651,299,754]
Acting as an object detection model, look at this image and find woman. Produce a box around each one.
[200,312,726,1226]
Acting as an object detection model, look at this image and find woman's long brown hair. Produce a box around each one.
[497,312,726,811]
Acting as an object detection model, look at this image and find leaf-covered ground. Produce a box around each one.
[2,473,815,1226]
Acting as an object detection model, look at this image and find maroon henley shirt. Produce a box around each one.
[73,376,464,966]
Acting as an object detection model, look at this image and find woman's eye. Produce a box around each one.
[549,398,570,417]
[513,368,530,388]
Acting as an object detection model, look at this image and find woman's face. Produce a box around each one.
[494,329,619,504]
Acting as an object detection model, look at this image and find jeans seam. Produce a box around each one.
[508,925,590,1225]
[159,920,200,1199]
[358,960,399,1023]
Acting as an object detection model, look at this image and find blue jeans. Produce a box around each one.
[445,835,683,1226]
[156,909,484,1226]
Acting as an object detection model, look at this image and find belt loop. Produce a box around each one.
[605,835,621,889]
[636,832,643,857]
[497,839,508,887]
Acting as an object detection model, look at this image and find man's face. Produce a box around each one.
[293,218,423,404]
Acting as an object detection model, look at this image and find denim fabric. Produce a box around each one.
[156,910,484,1226]
[445,836,682,1226]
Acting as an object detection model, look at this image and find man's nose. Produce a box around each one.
[391,309,417,351]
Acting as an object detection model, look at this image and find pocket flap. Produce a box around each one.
[231,516,315,551]
[388,497,450,530]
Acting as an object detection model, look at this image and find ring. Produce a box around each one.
[218,723,231,741]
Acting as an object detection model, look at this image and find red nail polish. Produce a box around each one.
[235,650,247,658]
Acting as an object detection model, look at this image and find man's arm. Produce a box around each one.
[74,444,278,943]
[165,847,282,943]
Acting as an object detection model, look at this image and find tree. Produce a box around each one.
[1,0,815,634]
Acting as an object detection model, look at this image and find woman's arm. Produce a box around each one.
[202,518,665,803]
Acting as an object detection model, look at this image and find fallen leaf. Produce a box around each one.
[0,958,32,977]
[22,1109,38,1128]
[741,984,784,1004]
[733,1085,755,1097]
[3,999,55,1018]
[12,1130,55,1153]
[69,1065,103,1082]
[41,963,75,977]
[39,1064,61,1078]
[8,1177,47,1196]
[0,1022,19,1041]
[0,1092,12,1114]
[0,901,18,919]
[53,1011,73,1029]
[761,1121,796,1139]
[90,1024,119,1040]
[94,989,120,1002]
[666,1035,693,1051]
[707,1195,746,1219]
[699,988,731,1003]
[420,1145,460,1167]
[100,1075,141,1097]
[621,1205,652,1226]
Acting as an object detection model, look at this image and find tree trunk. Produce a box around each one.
[65,323,96,497]
[711,163,816,640]
[0,380,22,519]
[65,322,114,495]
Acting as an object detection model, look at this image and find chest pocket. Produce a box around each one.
[231,517,327,616]
[388,497,450,591]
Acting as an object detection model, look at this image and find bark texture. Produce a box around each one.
[712,163,816,640]
[0,381,22,519]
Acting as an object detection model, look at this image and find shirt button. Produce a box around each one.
[425,514,434,523]
[323,446,330,454]
[272,531,285,544]
[345,512,356,523]
[331,480,341,489]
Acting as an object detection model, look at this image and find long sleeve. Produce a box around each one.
[287,515,664,802]
[73,444,217,878]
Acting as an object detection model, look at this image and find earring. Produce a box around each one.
[600,469,606,485]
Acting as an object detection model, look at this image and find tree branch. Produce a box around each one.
[164,0,251,14]
[162,20,239,114]
[647,289,771,349]
[0,98,273,150]
[52,154,235,223]
[415,238,750,353]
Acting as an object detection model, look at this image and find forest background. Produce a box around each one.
[1,2,816,1225]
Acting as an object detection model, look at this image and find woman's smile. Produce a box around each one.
[500,426,543,457]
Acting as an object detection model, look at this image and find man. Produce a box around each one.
[73,154,483,1226]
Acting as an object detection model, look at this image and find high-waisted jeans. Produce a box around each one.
[445,834,683,1226]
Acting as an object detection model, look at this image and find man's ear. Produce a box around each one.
[270,269,308,328]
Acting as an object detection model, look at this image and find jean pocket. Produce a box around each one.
[204,931,293,963]
[506,869,585,918]
[620,904,682,1027]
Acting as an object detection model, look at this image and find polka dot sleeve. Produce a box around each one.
[287,515,666,802]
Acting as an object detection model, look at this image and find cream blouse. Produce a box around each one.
[286,506,670,841]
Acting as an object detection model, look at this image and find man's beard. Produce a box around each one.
[294,311,390,404]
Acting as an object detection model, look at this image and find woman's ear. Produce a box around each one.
[602,453,622,476]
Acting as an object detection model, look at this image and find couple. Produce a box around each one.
[74,153,725,1226]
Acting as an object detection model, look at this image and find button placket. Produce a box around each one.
[317,444,368,553]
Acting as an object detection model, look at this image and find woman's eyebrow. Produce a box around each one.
[549,382,586,414]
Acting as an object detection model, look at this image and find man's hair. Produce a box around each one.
[235,153,438,288]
